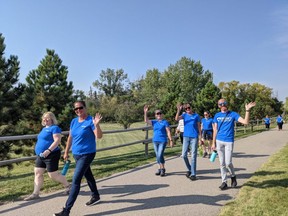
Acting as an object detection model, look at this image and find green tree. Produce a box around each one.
[93,68,129,97]
[114,101,138,129]
[0,33,26,162]
[24,49,74,132]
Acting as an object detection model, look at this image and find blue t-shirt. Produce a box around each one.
[182,113,201,138]
[70,115,96,155]
[35,125,61,155]
[276,116,283,123]
[201,117,213,131]
[151,119,170,142]
[264,118,270,124]
[213,111,240,142]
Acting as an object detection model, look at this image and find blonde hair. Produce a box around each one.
[41,112,58,126]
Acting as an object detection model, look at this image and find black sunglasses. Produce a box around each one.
[74,106,84,111]
[156,112,162,115]
[185,107,191,110]
[218,102,227,106]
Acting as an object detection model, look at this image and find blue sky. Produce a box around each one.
[1,1,287,102]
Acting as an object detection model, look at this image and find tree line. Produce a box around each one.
[0,33,286,163]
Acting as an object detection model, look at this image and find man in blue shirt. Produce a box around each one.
[212,99,256,190]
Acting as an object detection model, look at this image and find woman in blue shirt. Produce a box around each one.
[54,101,103,216]
[24,112,70,201]
[175,103,201,181]
[263,115,271,130]
[200,111,213,158]
[276,114,284,131]
[144,105,173,177]
[212,99,256,190]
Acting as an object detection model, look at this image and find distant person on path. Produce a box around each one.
[263,115,271,130]
[144,105,173,177]
[54,101,103,216]
[212,99,256,190]
[175,103,201,181]
[276,114,284,131]
[24,112,70,201]
[200,111,213,158]
[176,114,185,144]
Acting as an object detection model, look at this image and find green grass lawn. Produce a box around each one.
[219,144,288,216]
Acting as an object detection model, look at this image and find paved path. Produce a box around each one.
[0,127,287,216]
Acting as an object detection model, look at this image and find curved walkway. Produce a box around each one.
[0,127,287,216]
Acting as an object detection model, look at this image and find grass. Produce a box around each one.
[219,144,288,216]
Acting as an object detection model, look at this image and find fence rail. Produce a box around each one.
[0,119,271,167]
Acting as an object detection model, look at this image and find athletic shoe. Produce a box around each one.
[85,196,101,206]
[186,171,191,178]
[189,175,197,181]
[53,208,69,216]
[219,182,228,190]
[202,152,208,158]
[231,176,237,187]
[160,168,166,177]
[155,169,161,176]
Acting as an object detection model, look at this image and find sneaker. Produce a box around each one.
[53,208,70,216]
[24,193,40,201]
[63,184,71,195]
[231,176,237,187]
[185,171,191,178]
[202,152,208,158]
[85,196,101,206]
[189,175,197,181]
[155,169,161,176]
[160,168,166,177]
[219,182,228,190]
[208,154,211,159]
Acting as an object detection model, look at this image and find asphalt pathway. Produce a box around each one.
[0,126,287,216]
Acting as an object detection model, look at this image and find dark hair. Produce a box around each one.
[74,100,86,107]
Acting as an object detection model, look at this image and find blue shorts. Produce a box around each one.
[35,149,61,172]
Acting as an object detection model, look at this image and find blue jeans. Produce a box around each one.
[65,152,99,211]
[153,142,167,165]
[182,137,198,176]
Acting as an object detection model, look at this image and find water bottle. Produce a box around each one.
[210,150,218,162]
[61,160,71,175]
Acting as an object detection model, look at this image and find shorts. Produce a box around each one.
[35,149,61,172]
[202,130,213,140]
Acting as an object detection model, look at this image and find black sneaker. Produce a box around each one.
[85,196,101,206]
[219,182,228,190]
[189,175,197,181]
[202,152,208,158]
[53,208,69,216]
[186,171,191,178]
[231,176,237,187]
[160,168,166,177]
[155,169,161,176]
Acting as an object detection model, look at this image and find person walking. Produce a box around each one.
[175,103,201,181]
[212,99,256,190]
[263,115,271,130]
[176,115,184,144]
[54,101,103,216]
[24,112,70,201]
[276,114,284,131]
[144,105,173,177]
[200,111,213,158]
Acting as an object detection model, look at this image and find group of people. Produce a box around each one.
[24,101,103,216]
[26,98,278,215]
[146,99,256,191]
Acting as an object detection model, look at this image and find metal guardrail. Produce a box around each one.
[0,124,178,167]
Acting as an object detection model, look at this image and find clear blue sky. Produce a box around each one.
[1,1,287,102]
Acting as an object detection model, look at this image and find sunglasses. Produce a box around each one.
[156,112,162,115]
[185,107,191,110]
[218,102,227,106]
[74,106,84,111]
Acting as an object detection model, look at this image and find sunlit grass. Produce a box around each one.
[219,144,288,216]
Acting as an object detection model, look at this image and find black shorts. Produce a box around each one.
[35,149,61,172]
[202,130,213,140]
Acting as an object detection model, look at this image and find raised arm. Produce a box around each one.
[237,102,256,125]
[144,105,152,125]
